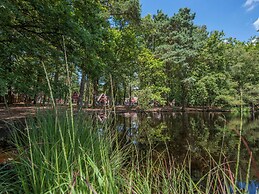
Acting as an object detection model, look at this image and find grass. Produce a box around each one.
[0,108,251,194]
[8,110,128,194]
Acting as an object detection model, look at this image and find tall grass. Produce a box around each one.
[0,110,125,193]
[0,109,252,193]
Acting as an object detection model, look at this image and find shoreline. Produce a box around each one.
[0,103,249,122]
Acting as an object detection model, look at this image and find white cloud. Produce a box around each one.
[244,0,259,11]
[253,18,259,31]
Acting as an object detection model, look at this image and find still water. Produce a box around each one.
[108,111,259,181]
[1,111,259,182]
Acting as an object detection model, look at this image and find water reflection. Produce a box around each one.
[0,111,258,183]
[111,112,259,181]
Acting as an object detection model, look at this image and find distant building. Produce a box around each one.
[124,97,138,106]
[96,93,109,106]
[72,92,79,103]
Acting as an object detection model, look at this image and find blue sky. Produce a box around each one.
[140,0,259,41]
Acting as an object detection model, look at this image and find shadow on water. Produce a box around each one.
[0,110,258,192]
[112,111,259,183]
[0,119,25,164]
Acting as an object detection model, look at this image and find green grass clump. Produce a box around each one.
[0,110,126,194]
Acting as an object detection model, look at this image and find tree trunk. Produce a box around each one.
[93,78,98,108]
[123,82,127,105]
[43,94,46,105]
[7,86,12,104]
[181,83,187,111]
[129,84,132,106]
[33,94,37,105]
[86,78,91,107]
[77,70,86,110]
[110,74,116,112]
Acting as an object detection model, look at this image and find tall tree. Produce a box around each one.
[155,8,206,109]
[137,48,169,108]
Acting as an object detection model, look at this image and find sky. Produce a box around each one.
[140,0,259,41]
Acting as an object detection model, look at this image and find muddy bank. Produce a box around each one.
[0,129,16,164]
[0,104,233,136]
[0,149,15,164]
[0,123,25,164]
[0,104,231,122]
[82,105,231,113]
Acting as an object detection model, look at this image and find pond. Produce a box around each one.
[1,111,259,182]
[111,111,259,182]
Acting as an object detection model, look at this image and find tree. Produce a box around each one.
[140,10,169,52]
[136,48,169,108]
[229,41,259,110]
[191,31,237,107]
[155,8,206,109]
[0,0,79,104]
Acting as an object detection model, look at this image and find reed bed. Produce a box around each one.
[0,109,251,194]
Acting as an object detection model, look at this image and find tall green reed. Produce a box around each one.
[1,111,127,193]
[0,111,252,194]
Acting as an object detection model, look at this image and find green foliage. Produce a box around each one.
[154,8,207,107]
[136,48,169,109]
[0,1,259,109]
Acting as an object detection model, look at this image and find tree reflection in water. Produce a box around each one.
[113,112,259,182]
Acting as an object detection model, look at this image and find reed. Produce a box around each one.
[0,110,253,193]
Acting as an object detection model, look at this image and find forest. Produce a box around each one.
[1,0,259,110]
[1,1,259,193]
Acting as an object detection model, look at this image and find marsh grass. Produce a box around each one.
[0,110,126,193]
[0,109,252,194]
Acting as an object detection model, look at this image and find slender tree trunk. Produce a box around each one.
[43,94,46,105]
[113,82,117,105]
[3,95,9,110]
[86,78,91,107]
[77,70,86,110]
[129,84,132,106]
[93,78,98,108]
[181,83,187,111]
[123,82,127,105]
[110,74,116,112]
[7,86,12,104]
[33,94,37,105]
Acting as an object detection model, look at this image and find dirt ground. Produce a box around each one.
[0,106,38,121]
[0,103,231,122]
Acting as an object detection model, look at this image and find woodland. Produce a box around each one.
[1,0,259,110]
[1,2,259,193]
